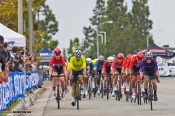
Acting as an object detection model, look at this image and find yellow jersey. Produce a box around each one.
[69,56,86,71]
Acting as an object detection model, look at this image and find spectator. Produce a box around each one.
[0,49,9,83]
[13,54,23,72]
[0,35,4,49]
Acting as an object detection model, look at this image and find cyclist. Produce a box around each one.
[111,53,124,96]
[86,57,95,96]
[69,50,86,106]
[94,55,105,94]
[122,54,132,92]
[102,56,115,91]
[129,52,144,99]
[49,48,67,100]
[139,52,160,101]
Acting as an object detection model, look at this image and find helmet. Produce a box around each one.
[98,55,105,62]
[74,50,81,59]
[117,53,124,60]
[137,53,144,60]
[86,58,92,64]
[145,52,153,58]
[107,56,115,63]
[126,54,132,59]
[53,48,61,56]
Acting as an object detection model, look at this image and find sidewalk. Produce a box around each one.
[7,80,52,116]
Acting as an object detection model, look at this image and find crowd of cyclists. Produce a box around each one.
[49,47,160,107]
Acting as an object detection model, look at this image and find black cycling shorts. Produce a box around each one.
[72,69,83,79]
[53,65,64,75]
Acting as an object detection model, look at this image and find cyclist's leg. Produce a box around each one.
[112,74,117,96]
[71,70,77,106]
[143,75,149,98]
[131,74,137,98]
[52,71,57,96]
[152,73,158,101]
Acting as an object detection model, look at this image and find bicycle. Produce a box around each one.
[136,75,142,105]
[144,76,157,110]
[106,73,112,100]
[71,76,82,110]
[87,74,92,99]
[125,74,132,102]
[51,74,64,109]
[114,74,122,101]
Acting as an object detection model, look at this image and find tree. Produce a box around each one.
[105,0,129,55]
[0,0,59,54]
[128,0,153,52]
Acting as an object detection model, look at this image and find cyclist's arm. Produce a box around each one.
[139,60,144,78]
[82,58,86,77]
[49,58,53,77]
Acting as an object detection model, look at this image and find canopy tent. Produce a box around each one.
[139,43,174,58]
[39,47,53,63]
[0,23,26,47]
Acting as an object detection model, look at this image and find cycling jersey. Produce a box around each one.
[94,60,104,71]
[129,55,142,74]
[139,59,158,77]
[86,63,94,73]
[102,60,112,76]
[67,63,70,71]
[111,59,124,74]
[49,56,66,68]
[69,56,86,71]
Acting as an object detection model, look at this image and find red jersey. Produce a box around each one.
[111,59,124,69]
[49,56,66,68]
[102,60,112,74]
[129,55,141,70]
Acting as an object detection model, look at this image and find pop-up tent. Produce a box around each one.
[0,23,26,47]
[139,43,174,58]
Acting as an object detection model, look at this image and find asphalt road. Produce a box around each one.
[41,77,175,116]
[28,77,175,116]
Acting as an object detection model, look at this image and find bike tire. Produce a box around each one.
[101,82,104,98]
[126,91,129,102]
[150,89,153,110]
[118,80,121,101]
[57,85,60,109]
[107,82,109,100]
[88,80,91,100]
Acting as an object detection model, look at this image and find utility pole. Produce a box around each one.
[28,0,33,54]
[18,0,23,34]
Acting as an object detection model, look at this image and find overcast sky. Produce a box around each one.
[46,0,175,50]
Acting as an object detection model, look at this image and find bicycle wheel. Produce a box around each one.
[57,85,60,109]
[149,82,153,110]
[76,84,80,110]
[88,78,91,100]
[107,78,109,100]
[101,82,104,98]
[118,79,121,101]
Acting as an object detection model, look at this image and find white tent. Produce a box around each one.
[0,23,26,47]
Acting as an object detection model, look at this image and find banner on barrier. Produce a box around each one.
[0,71,39,111]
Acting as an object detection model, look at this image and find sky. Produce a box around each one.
[46,0,175,50]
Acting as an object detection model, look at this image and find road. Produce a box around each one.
[29,77,175,116]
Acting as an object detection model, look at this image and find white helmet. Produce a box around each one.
[145,52,153,58]
[86,58,92,64]
[74,50,81,59]
[107,56,115,63]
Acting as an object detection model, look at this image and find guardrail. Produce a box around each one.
[0,71,39,111]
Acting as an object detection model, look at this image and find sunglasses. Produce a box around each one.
[146,58,152,60]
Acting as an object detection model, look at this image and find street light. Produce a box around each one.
[99,31,107,53]
[96,21,113,57]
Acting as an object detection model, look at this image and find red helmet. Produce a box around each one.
[53,48,61,56]
[137,53,144,60]
[126,54,132,59]
[117,53,124,60]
